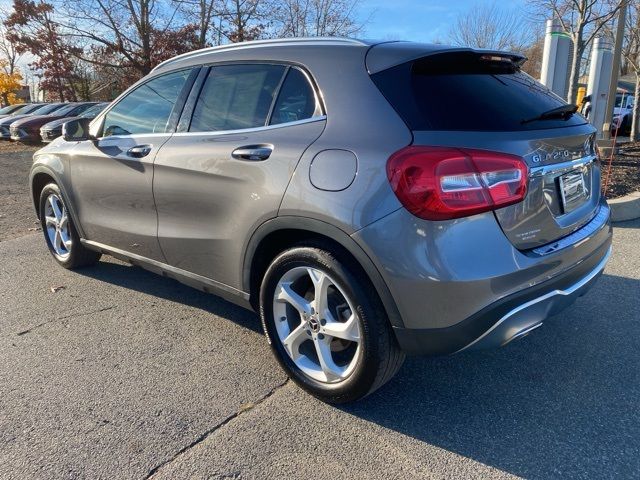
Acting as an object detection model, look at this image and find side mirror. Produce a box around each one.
[62,117,93,142]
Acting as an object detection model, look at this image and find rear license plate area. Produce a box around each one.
[559,169,589,213]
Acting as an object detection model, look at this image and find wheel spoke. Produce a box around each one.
[307,268,332,317]
[276,282,312,316]
[45,215,57,227]
[54,230,63,253]
[322,314,360,342]
[60,231,72,250]
[313,337,343,381]
[282,323,307,360]
[48,195,62,221]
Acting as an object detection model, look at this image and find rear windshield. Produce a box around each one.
[371,51,587,132]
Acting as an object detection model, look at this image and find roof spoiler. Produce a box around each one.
[365,41,527,74]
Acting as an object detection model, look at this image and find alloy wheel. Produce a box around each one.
[44,193,72,259]
[272,266,361,383]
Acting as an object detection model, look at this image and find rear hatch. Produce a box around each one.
[369,48,600,250]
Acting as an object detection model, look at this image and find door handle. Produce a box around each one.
[127,145,152,158]
[231,144,273,161]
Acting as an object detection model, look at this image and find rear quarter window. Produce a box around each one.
[371,51,587,132]
[269,68,321,125]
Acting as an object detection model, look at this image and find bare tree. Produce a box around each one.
[60,0,165,75]
[219,0,266,42]
[447,2,529,52]
[522,35,546,78]
[622,0,639,140]
[173,0,222,48]
[5,0,79,101]
[528,0,622,105]
[272,0,364,37]
[58,0,198,77]
[0,22,21,75]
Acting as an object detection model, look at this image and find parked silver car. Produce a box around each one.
[29,38,612,403]
[40,102,110,143]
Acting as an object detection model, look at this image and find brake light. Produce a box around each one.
[387,146,528,220]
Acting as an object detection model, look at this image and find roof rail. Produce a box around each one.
[152,37,370,72]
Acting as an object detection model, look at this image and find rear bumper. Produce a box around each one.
[352,200,613,355]
[393,241,611,355]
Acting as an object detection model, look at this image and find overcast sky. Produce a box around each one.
[359,0,531,43]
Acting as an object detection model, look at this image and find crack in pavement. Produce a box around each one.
[144,378,290,479]
[16,306,117,336]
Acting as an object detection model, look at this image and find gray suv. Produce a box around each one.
[29,38,612,403]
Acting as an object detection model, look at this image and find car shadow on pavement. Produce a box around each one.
[77,259,262,334]
[75,256,639,478]
[342,273,640,479]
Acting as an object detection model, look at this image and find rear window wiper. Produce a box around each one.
[521,104,578,125]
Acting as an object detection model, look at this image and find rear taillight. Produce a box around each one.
[386,146,528,220]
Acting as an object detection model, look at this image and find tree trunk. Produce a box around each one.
[567,27,584,105]
[199,18,207,48]
[57,77,65,102]
[631,72,640,142]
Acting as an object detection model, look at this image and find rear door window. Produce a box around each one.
[371,51,587,131]
[189,64,285,132]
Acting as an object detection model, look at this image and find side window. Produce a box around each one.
[103,69,190,137]
[189,64,285,132]
[269,68,321,126]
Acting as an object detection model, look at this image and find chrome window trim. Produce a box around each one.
[172,115,327,137]
[93,132,176,141]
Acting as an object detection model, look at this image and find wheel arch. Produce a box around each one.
[30,165,85,238]
[243,216,405,328]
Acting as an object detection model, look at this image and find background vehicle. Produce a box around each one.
[611,93,636,135]
[0,103,65,139]
[30,39,612,403]
[11,102,98,143]
[0,103,31,119]
[41,102,109,143]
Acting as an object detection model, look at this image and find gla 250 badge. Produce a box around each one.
[531,149,571,163]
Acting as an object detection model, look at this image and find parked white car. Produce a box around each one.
[612,93,636,134]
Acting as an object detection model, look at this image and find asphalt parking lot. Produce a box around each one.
[1,146,639,479]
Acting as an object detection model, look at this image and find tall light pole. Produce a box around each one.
[601,0,629,140]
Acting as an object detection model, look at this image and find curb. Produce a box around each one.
[608,191,640,222]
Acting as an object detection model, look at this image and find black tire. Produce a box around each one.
[259,242,404,403]
[39,183,101,269]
